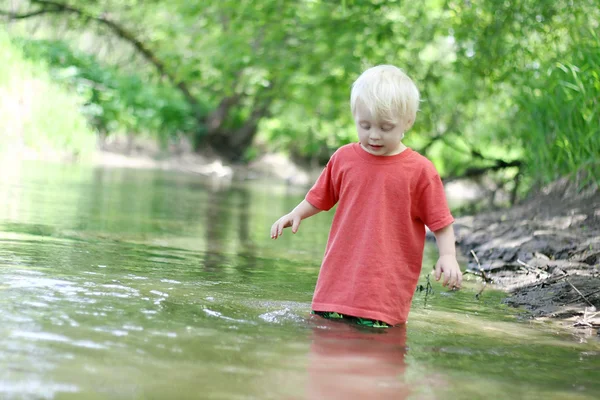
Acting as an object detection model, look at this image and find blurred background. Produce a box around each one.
[1,0,598,202]
[2,2,600,399]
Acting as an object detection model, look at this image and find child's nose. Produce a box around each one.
[369,130,382,140]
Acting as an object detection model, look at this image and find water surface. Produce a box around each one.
[0,161,598,399]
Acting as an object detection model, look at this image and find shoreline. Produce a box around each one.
[0,143,317,186]
[453,176,600,336]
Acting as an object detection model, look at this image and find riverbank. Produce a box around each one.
[1,138,315,186]
[454,176,600,336]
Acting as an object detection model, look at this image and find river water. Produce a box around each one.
[0,161,598,399]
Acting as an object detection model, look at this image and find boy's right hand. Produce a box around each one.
[270,213,301,239]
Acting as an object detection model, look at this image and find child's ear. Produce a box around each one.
[405,117,414,130]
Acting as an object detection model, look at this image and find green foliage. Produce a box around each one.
[15,38,205,146]
[1,0,599,188]
[516,30,600,185]
[448,0,600,186]
[0,28,95,155]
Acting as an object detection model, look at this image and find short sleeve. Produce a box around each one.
[305,153,340,211]
[417,173,454,231]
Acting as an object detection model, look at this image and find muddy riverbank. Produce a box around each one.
[453,177,600,334]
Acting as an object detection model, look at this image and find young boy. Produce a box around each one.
[270,65,462,327]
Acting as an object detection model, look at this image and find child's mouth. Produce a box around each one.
[369,145,383,150]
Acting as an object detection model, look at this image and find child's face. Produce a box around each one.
[354,101,409,157]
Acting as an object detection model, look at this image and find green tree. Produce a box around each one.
[2,0,598,191]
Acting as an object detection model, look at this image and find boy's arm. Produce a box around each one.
[432,224,463,289]
[270,200,321,239]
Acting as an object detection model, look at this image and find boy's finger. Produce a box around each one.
[434,264,442,281]
[443,270,451,287]
[272,222,282,239]
[448,273,457,289]
[456,272,463,287]
[291,216,301,233]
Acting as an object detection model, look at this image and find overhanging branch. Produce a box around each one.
[0,7,62,19]
[445,159,523,182]
[2,0,199,110]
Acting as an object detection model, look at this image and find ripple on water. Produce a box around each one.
[124,274,149,280]
[93,327,130,337]
[258,308,304,324]
[122,324,144,332]
[21,301,50,308]
[6,276,76,290]
[10,331,70,343]
[160,279,181,284]
[84,283,140,299]
[101,284,140,296]
[0,381,79,400]
[149,330,178,338]
[202,308,255,324]
[149,290,169,297]
[9,331,108,350]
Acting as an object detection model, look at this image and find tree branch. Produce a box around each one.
[417,62,522,180]
[0,7,62,19]
[445,159,523,182]
[4,0,199,112]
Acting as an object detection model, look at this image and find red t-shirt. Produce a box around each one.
[306,143,454,325]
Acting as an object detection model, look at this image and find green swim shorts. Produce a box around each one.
[311,311,390,328]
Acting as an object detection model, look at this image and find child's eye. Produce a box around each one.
[381,124,394,132]
[360,123,371,130]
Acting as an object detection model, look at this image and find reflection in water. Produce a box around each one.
[203,184,259,276]
[235,187,257,262]
[204,187,230,272]
[307,316,410,400]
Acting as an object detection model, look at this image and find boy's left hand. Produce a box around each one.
[434,255,462,289]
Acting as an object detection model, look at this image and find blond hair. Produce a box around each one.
[350,65,420,127]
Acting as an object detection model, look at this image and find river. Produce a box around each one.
[0,161,598,399]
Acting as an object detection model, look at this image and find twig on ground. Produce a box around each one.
[565,279,596,308]
[470,250,492,282]
[530,273,568,288]
[565,288,600,305]
[517,259,549,277]
[574,307,600,328]
[471,250,490,299]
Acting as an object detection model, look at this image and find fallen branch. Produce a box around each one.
[516,259,549,277]
[565,288,600,305]
[565,278,596,308]
[470,250,492,282]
